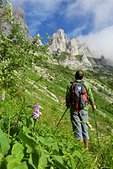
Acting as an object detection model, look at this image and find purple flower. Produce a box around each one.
[2,93,5,101]
[33,103,42,120]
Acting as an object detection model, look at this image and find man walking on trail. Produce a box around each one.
[66,70,96,150]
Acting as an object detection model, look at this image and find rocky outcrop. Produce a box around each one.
[48,29,78,57]
[0,5,10,34]
[100,55,109,66]
[67,38,78,57]
[62,54,93,69]
[48,29,94,69]
[48,29,69,55]
[77,41,93,58]
[48,29,93,59]
[81,54,92,68]
[48,29,113,70]
[13,7,28,31]
[0,5,30,38]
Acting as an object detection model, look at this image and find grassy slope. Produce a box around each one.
[22,54,113,138]
[0,50,113,168]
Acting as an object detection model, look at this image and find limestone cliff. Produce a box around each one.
[48,29,113,70]
[0,5,30,38]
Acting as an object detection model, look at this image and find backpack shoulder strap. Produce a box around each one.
[81,81,88,102]
[71,82,75,105]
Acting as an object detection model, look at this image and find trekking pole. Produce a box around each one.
[56,108,68,127]
[93,109,100,148]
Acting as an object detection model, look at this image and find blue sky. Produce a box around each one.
[8,0,113,61]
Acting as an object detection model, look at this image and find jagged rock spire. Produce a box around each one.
[48,29,78,57]
[48,29,69,55]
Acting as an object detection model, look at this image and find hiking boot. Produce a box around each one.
[84,139,89,150]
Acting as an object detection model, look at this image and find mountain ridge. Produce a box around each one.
[48,29,113,70]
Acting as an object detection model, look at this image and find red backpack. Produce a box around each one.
[71,81,88,112]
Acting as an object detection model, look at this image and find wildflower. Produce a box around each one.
[33,103,42,120]
[2,93,5,101]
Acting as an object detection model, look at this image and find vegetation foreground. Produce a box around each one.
[0,1,113,169]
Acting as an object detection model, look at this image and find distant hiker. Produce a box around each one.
[66,70,96,150]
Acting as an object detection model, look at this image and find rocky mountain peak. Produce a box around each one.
[67,38,78,56]
[77,42,93,58]
[55,29,66,38]
[48,29,69,55]
[48,29,113,70]
[48,29,78,57]
[81,54,92,67]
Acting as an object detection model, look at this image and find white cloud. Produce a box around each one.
[65,0,98,19]
[92,1,113,30]
[66,0,113,31]
[9,0,71,15]
[78,26,113,60]
[66,0,113,60]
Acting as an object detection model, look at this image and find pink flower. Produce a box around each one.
[33,103,42,120]
[2,93,5,101]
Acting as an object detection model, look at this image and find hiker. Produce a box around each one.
[66,70,96,150]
